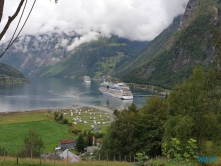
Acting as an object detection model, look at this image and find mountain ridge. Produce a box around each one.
[0,62,29,84]
[0,35,148,78]
[122,0,220,89]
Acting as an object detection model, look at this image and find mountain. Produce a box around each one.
[0,35,148,78]
[114,15,182,78]
[122,0,221,89]
[0,62,29,84]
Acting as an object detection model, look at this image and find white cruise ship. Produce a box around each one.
[99,82,133,100]
[84,76,91,83]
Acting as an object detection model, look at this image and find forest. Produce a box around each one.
[95,66,221,164]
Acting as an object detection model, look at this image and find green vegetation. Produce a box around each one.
[38,36,148,78]
[164,67,221,155]
[122,0,221,89]
[0,108,111,155]
[0,120,69,154]
[99,98,167,158]
[97,66,221,165]
[0,157,132,166]
[116,15,182,78]
[0,62,29,84]
[76,134,84,152]
[162,138,198,165]
[0,66,220,166]
[19,129,44,158]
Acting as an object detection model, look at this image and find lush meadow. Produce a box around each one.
[0,107,112,155]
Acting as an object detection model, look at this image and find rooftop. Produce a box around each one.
[59,138,74,144]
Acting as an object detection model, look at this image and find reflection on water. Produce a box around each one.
[99,96,133,110]
[0,77,150,112]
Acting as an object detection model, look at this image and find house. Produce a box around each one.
[59,138,74,149]
[87,146,100,153]
[59,149,81,163]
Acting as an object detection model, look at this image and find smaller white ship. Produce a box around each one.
[84,76,91,83]
[99,82,133,100]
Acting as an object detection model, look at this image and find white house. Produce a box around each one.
[59,149,81,163]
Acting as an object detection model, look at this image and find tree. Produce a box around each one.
[100,100,167,158]
[54,111,59,120]
[99,105,139,157]
[0,0,58,58]
[0,145,6,156]
[76,134,84,152]
[84,130,93,147]
[83,130,87,137]
[164,67,221,155]
[0,0,4,23]
[62,118,68,124]
[87,130,93,146]
[0,0,25,41]
[19,129,44,157]
[138,96,167,156]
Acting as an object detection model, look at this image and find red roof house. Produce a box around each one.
[59,138,74,149]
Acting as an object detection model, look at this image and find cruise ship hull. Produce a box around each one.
[99,88,133,100]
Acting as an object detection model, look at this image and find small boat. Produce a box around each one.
[84,76,91,83]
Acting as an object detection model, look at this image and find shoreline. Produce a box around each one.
[0,104,114,115]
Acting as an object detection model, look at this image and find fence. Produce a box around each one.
[0,143,140,166]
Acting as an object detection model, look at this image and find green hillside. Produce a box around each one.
[0,35,147,78]
[0,62,29,84]
[39,36,147,78]
[122,0,221,89]
[114,15,182,78]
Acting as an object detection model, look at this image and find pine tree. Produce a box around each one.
[76,134,84,152]
[88,130,93,146]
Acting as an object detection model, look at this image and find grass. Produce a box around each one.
[1,156,221,166]
[63,109,111,134]
[0,157,133,166]
[0,108,113,155]
[0,120,70,154]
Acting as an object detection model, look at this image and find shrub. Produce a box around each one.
[62,119,68,124]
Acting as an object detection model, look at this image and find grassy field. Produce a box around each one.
[0,157,133,166]
[0,107,112,155]
[1,156,221,166]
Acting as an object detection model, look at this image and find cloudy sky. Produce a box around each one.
[0,0,189,50]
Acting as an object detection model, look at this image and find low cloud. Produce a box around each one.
[0,0,189,51]
[67,31,101,51]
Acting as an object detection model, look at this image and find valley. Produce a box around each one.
[0,0,221,165]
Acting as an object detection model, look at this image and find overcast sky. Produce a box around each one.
[0,0,189,50]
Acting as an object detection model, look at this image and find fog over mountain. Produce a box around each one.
[0,0,188,51]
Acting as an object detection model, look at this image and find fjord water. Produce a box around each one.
[0,77,151,112]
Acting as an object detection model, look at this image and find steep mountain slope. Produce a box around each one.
[39,37,148,78]
[122,0,220,89]
[0,35,147,78]
[114,15,182,77]
[0,62,29,84]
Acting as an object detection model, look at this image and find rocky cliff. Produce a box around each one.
[122,0,220,89]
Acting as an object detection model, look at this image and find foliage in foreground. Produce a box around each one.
[99,97,167,158]
[164,67,221,155]
[98,66,221,160]
[0,157,132,166]
[18,129,44,158]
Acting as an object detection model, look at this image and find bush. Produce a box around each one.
[63,119,68,124]
[72,129,78,134]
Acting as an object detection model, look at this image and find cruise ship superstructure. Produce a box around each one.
[99,82,133,100]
